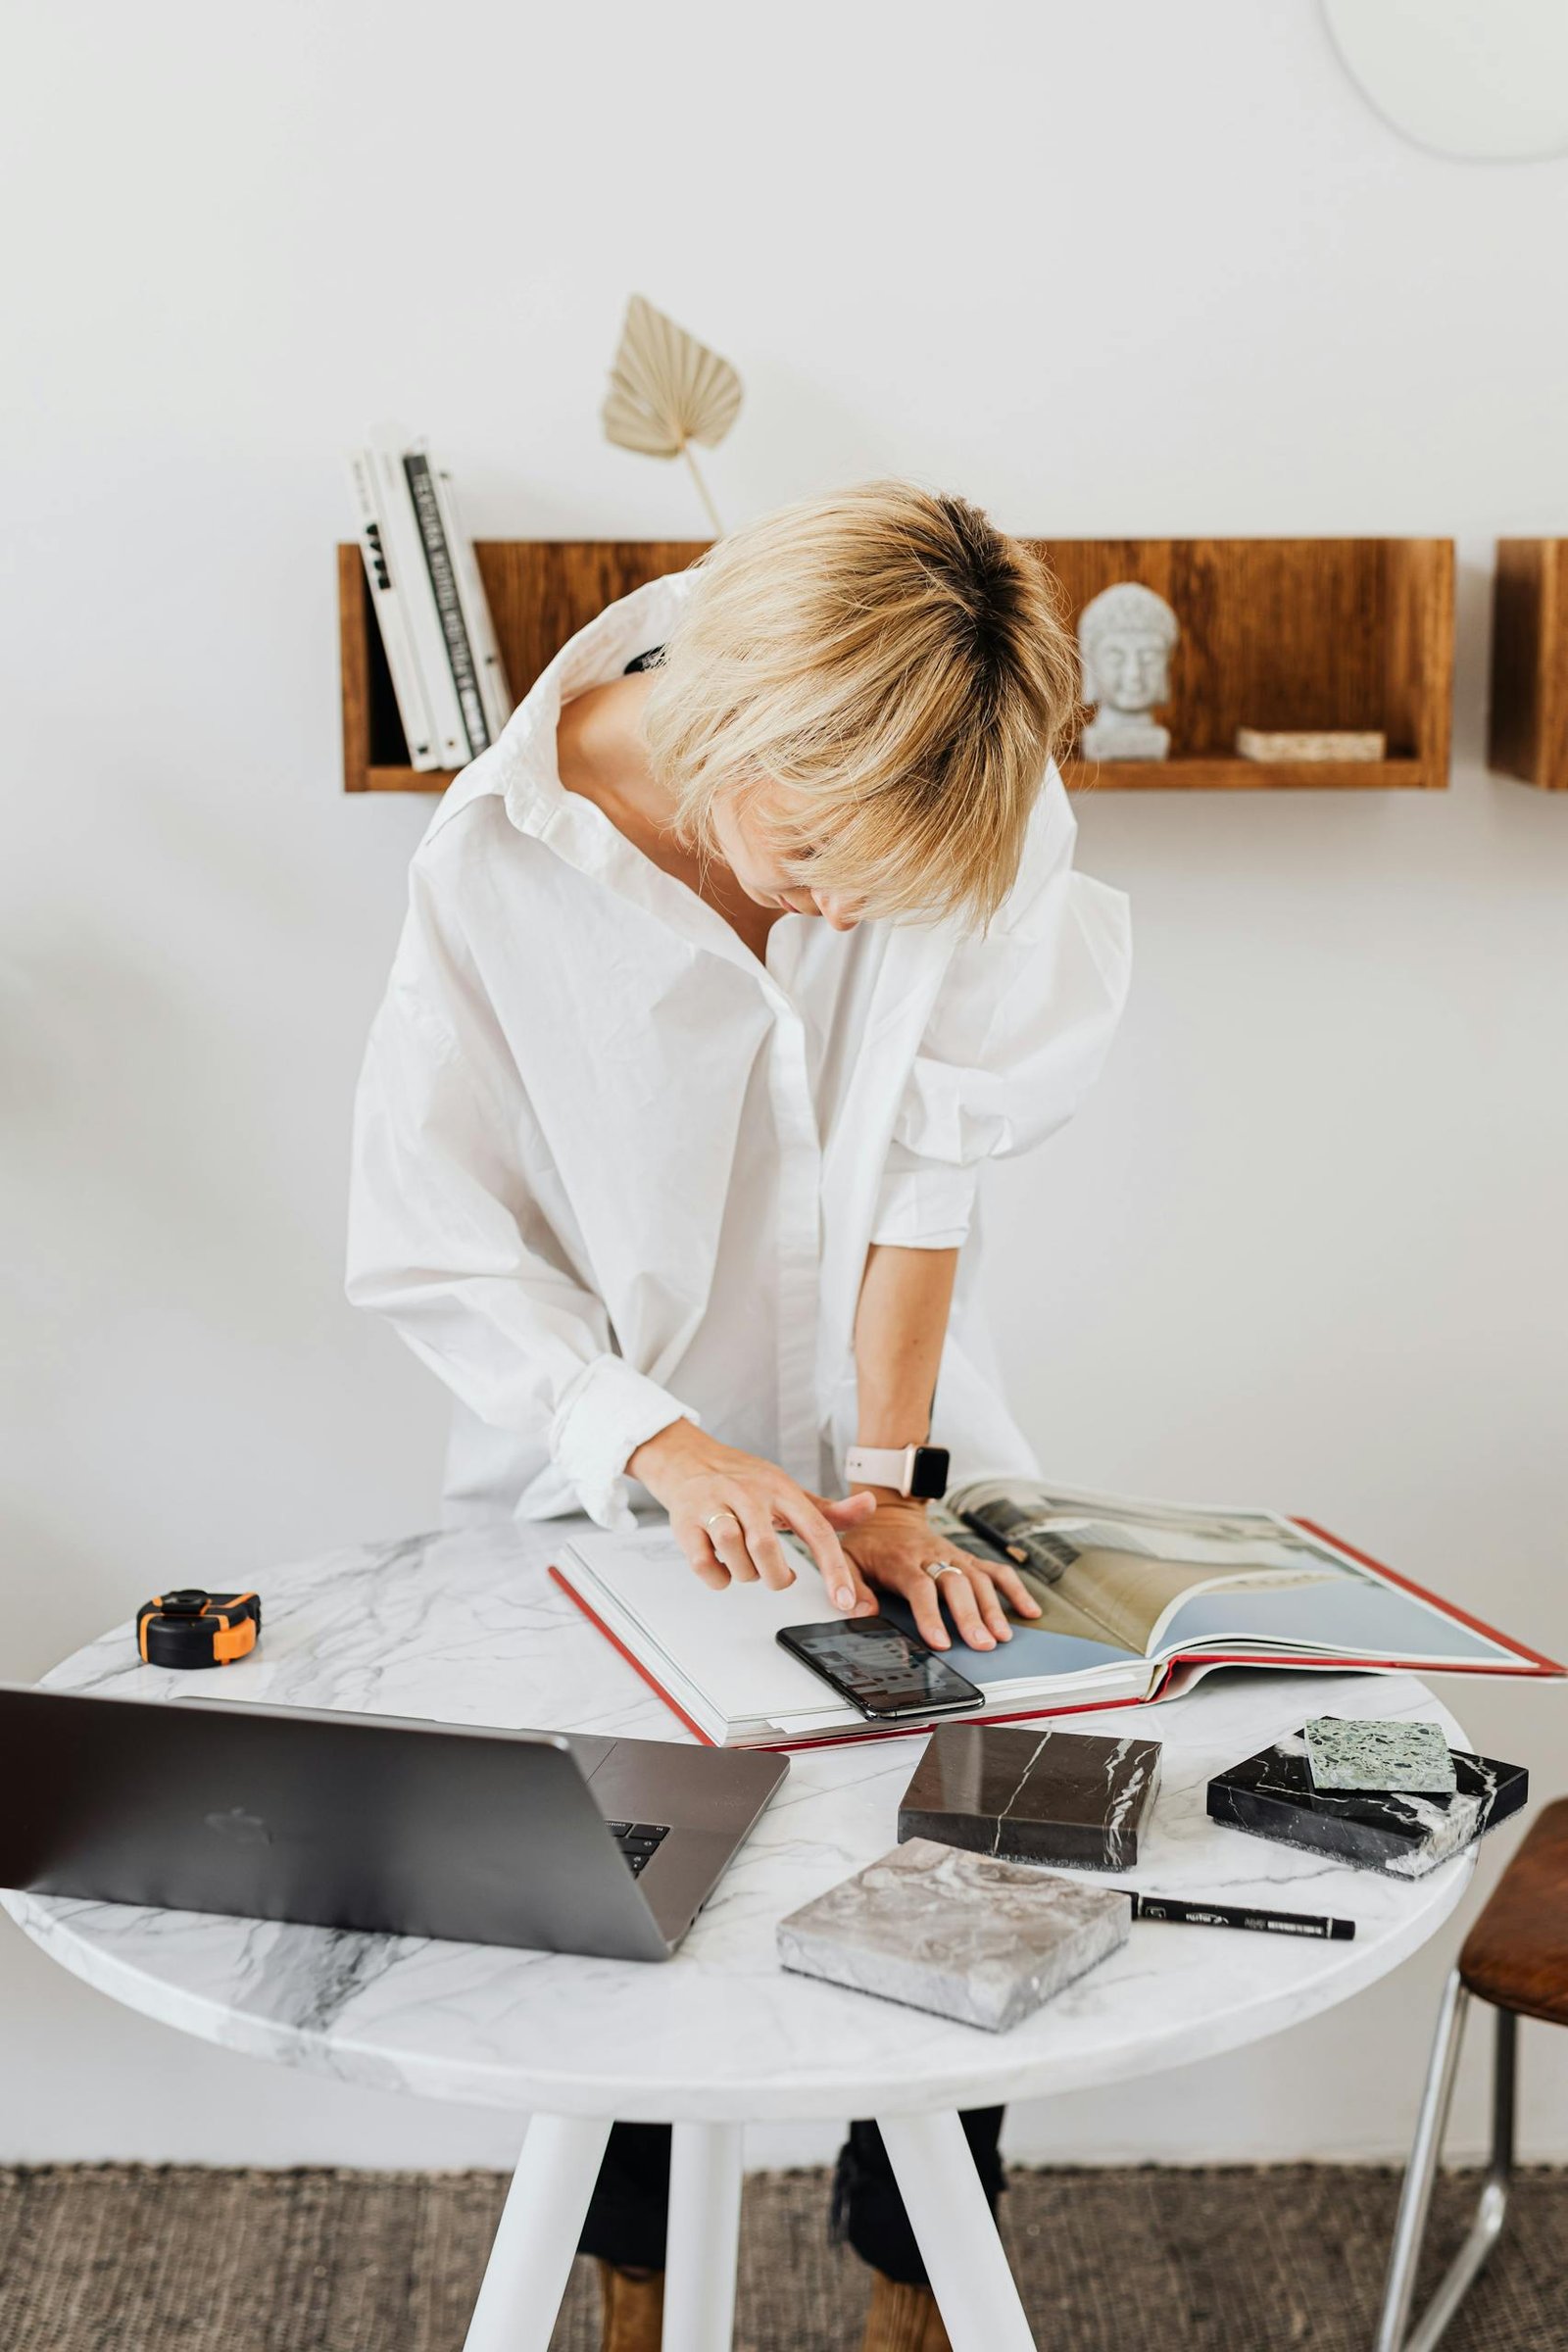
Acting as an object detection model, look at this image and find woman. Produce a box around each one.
[347,482,1130,2352]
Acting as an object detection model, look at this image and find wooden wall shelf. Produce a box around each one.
[339,536,1454,795]
[1488,539,1568,792]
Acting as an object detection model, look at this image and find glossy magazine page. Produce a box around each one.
[945,1482,1552,1673]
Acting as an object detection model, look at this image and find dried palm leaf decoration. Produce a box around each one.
[601,294,742,536]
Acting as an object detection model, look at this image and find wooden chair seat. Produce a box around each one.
[1459,1796,1568,2028]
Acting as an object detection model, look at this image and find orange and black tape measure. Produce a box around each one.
[136,1589,262,1670]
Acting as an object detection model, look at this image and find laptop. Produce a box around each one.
[0,1685,787,1962]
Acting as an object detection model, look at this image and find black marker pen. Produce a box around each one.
[1132,1893,1355,1941]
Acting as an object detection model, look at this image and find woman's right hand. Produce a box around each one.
[627,1419,878,1615]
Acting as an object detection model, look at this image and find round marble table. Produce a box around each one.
[4,1523,1475,2352]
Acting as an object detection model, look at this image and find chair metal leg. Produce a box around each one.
[1374,1977,1517,2352]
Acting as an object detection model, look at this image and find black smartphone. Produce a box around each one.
[776,1618,985,1722]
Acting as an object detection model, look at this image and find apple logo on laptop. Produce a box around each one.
[203,1805,271,1847]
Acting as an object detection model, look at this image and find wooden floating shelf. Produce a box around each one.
[1064,758,1427,792]
[1488,538,1568,792]
[340,536,1455,795]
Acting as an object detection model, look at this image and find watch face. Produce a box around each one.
[910,1446,951,1500]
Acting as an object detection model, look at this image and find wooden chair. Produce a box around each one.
[1375,1798,1568,2351]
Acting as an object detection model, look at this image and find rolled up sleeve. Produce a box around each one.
[550,1354,700,1523]
[868,765,1131,1248]
[867,1155,980,1251]
[346,873,696,1530]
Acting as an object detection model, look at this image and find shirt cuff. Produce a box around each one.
[868,1161,980,1250]
[550,1354,699,1532]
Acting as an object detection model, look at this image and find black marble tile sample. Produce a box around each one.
[1208,1729,1528,1878]
[898,1722,1163,1872]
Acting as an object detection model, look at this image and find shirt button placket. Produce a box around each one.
[764,989,822,1494]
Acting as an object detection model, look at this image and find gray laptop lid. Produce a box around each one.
[0,1686,675,1960]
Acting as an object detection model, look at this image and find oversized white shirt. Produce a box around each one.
[347,571,1131,1533]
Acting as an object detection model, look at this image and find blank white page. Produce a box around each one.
[560,1525,846,1724]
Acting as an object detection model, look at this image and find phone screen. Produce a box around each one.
[776,1618,984,1721]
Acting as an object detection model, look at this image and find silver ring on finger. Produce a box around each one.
[929,1563,968,1582]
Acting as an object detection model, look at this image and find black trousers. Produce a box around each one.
[578,2109,1005,2287]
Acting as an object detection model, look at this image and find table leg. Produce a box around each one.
[875,2110,1036,2352]
[663,2121,745,2351]
[462,2111,612,2352]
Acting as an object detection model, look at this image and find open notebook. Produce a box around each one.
[551,1479,1560,1750]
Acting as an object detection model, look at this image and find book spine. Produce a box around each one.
[431,461,514,741]
[404,450,489,760]
[369,436,467,767]
[344,451,441,769]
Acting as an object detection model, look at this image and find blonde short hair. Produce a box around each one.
[643,482,1078,927]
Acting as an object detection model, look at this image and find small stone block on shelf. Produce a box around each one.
[1236,727,1387,760]
[776,1838,1131,2032]
[1304,1715,1456,1794]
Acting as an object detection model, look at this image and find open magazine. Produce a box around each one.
[552,1479,1560,1750]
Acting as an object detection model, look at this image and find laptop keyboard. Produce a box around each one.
[606,1820,672,1877]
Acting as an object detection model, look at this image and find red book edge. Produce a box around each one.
[550,1519,1563,1754]
[549,1565,716,1744]
[1288,1518,1563,1676]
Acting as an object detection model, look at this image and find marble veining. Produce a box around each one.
[900,1723,1161,1871]
[1208,1731,1524,1880]
[0,1520,1481,2124]
[777,1839,1131,2032]
[1304,1716,1457,1794]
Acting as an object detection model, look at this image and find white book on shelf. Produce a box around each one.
[367,424,467,769]
[403,444,490,760]
[430,456,514,743]
[344,449,442,770]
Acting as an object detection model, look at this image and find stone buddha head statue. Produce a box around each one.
[1077,581,1179,760]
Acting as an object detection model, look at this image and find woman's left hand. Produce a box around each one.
[839,1494,1043,1652]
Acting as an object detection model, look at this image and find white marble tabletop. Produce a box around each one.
[2,1523,1475,2123]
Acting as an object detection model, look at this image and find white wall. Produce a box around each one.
[2,0,1565,2168]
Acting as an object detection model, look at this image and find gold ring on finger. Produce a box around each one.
[705,1510,741,1534]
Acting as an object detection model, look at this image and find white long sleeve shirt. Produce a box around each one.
[347,570,1131,1533]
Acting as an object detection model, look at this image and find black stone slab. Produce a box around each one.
[898,1722,1163,1872]
[1207,1730,1528,1879]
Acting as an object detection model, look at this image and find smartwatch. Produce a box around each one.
[844,1444,951,1500]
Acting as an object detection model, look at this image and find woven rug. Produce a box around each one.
[1,2163,1564,2350]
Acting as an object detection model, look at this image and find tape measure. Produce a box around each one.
[136,1589,262,1670]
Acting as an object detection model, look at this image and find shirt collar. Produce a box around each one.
[491,569,697,840]
[470,568,947,1008]
[479,566,793,989]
